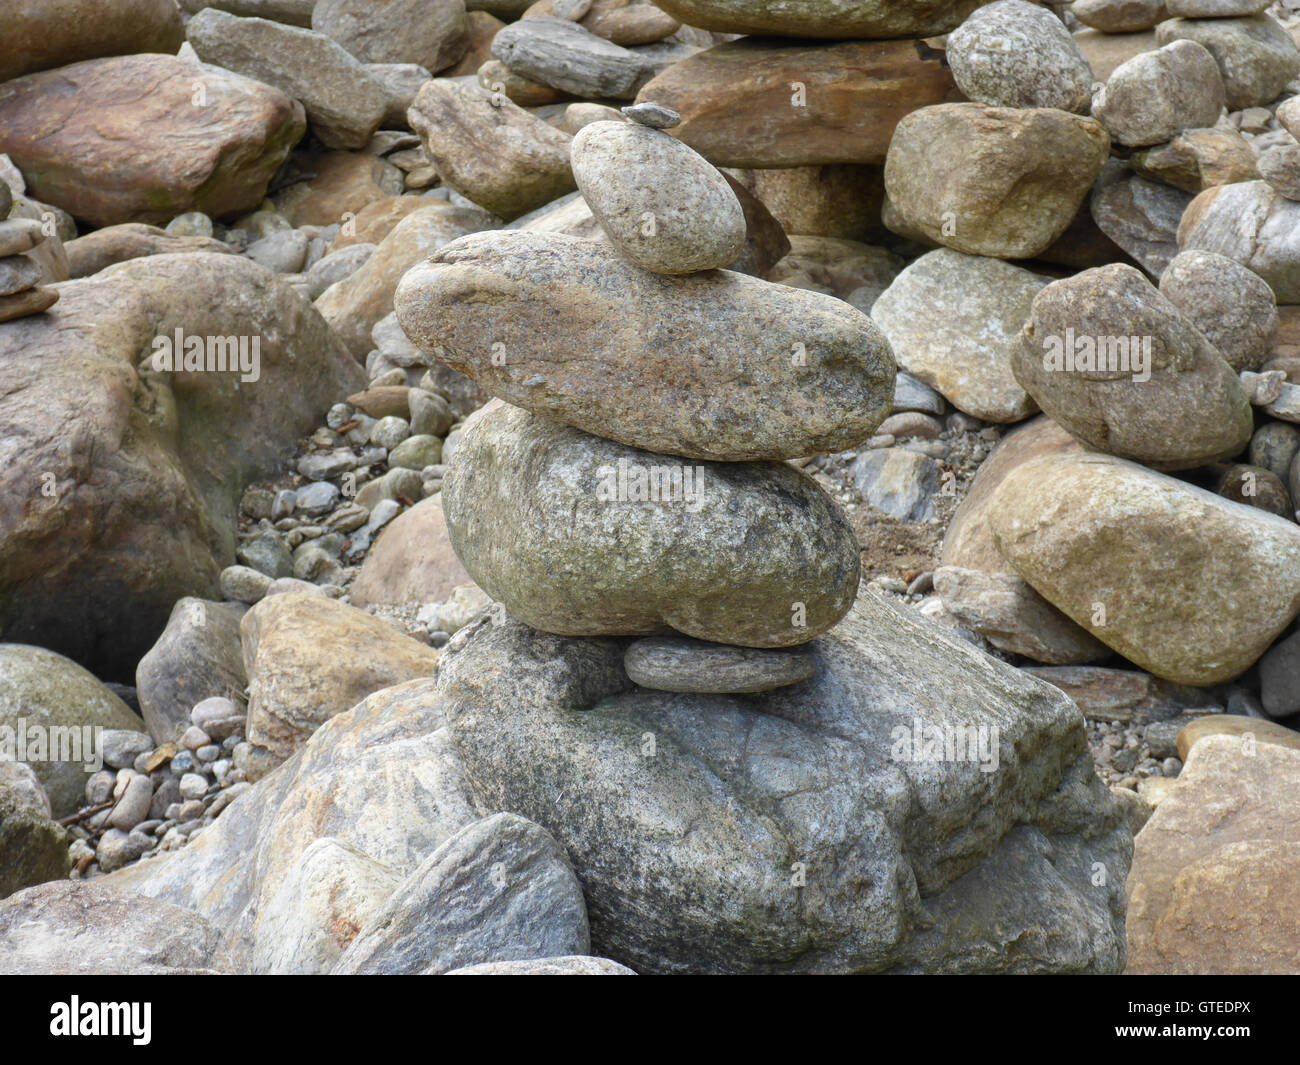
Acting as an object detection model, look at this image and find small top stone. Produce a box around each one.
[621,102,681,129]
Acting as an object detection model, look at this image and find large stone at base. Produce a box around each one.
[0,254,364,678]
[440,598,1131,973]
[1126,735,1300,974]
[441,401,862,647]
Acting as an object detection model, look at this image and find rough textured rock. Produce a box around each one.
[525,0,679,45]
[407,79,575,220]
[491,16,655,99]
[136,598,248,745]
[0,254,364,679]
[1156,14,1300,109]
[187,9,387,151]
[989,450,1300,685]
[0,789,71,901]
[1126,736,1300,974]
[933,567,1111,665]
[349,496,474,608]
[440,596,1131,973]
[872,249,1044,423]
[739,164,887,244]
[249,837,399,974]
[0,881,222,974]
[1092,40,1225,148]
[1129,127,1259,192]
[884,104,1110,259]
[1177,179,1300,304]
[1014,263,1252,470]
[624,636,818,693]
[1090,161,1192,276]
[1159,249,1277,371]
[570,121,745,273]
[241,592,441,766]
[766,235,901,314]
[332,813,589,974]
[396,232,893,460]
[1258,144,1300,201]
[1073,0,1166,32]
[648,0,988,38]
[440,401,862,647]
[313,0,469,74]
[316,202,494,357]
[3,0,184,84]
[0,645,144,817]
[946,0,1094,113]
[1260,627,1300,716]
[272,151,402,228]
[65,223,235,279]
[447,955,637,973]
[633,38,958,169]
[0,54,305,228]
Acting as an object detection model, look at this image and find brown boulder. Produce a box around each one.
[350,496,473,608]
[3,0,183,83]
[66,224,235,279]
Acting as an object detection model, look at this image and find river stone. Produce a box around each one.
[102,678,482,973]
[0,789,71,901]
[332,813,589,974]
[4,0,183,84]
[1257,144,1300,201]
[0,881,222,974]
[0,54,305,228]
[624,637,818,693]
[313,0,469,74]
[395,232,894,461]
[136,598,248,746]
[1073,0,1166,32]
[1177,180,1300,303]
[316,202,495,357]
[1156,14,1300,110]
[570,121,745,273]
[648,0,989,38]
[1158,250,1277,372]
[871,249,1044,423]
[187,9,388,151]
[631,38,959,169]
[0,256,41,298]
[350,496,474,609]
[271,150,401,228]
[1090,161,1191,276]
[439,595,1131,973]
[440,401,861,647]
[448,955,637,974]
[946,0,1093,113]
[0,645,145,817]
[989,450,1300,685]
[766,235,902,313]
[1014,263,1252,470]
[1216,463,1291,517]
[1092,41,1225,148]
[1129,127,1259,193]
[884,104,1110,259]
[407,79,575,220]
[241,592,441,768]
[491,16,655,99]
[65,223,236,279]
[1126,735,1300,973]
[1250,422,1300,481]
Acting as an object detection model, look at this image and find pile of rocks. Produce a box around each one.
[0,186,59,323]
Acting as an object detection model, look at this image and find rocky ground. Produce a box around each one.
[2,0,1300,976]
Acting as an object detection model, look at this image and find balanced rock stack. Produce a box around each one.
[0,185,59,324]
[396,104,896,674]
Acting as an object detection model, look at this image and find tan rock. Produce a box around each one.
[273,151,403,229]
[1073,27,1160,81]
[350,496,473,609]
[1129,127,1259,192]
[649,0,986,38]
[327,195,433,251]
[312,0,469,74]
[65,223,235,279]
[441,11,506,77]
[736,165,888,244]
[3,0,183,83]
[524,0,680,45]
[1177,714,1300,760]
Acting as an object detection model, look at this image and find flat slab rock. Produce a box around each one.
[624,636,818,693]
[491,15,655,99]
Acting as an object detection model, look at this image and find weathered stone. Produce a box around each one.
[850,447,943,522]
[1177,179,1300,303]
[3,0,183,84]
[1090,160,1191,277]
[492,16,655,99]
[884,104,1110,259]
[648,0,988,38]
[634,38,958,169]
[1092,40,1225,148]
[946,0,1094,113]
[1215,463,1291,517]
[989,450,1300,685]
[65,223,235,279]
[0,54,305,228]
[478,58,571,106]
[738,164,888,244]
[447,955,637,973]
[1073,0,1166,33]
[1156,13,1300,109]
[313,0,469,74]
[407,79,574,220]
[350,496,474,609]
[273,152,402,228]
[1159,249,1277,372]
[1129,127,1258,192]
[397,232,892,460]
[526,0,679,45]
[187,9,387,151]
[1126,736,1300,973]
[1257,144,1300,201]
[571,121,745,273]
[241,592,441,766]
[766,235,900,313]
[332,813,589,974]
[624,636,817,693]
[1027,666,1222,724]
[0,790,70,901]
[440,401,861,647]
[440,596,1131,973]
[873,249,1044,423]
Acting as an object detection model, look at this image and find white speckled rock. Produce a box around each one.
[1156,14,1300,110]
[1092,40,1225,148]
[570,120,744,274]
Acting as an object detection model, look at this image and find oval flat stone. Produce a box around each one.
[441,400,861,647]
[1177,714,1300,760]
[624,637,818,693]
[570,120,745,274]
[395,231,895,461]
